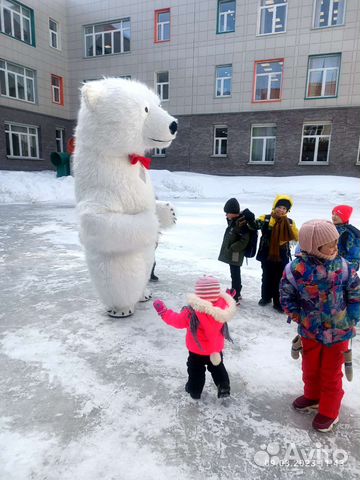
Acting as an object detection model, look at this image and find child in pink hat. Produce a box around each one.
[332,205,360,271]
[153,276,236,400]
[280,220,360,432]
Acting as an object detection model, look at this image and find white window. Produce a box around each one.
[56,128,65,153]
[254,60,283,101]
[250,125,276,163]
[49,18,60,49]
[313,0,346,28]
[215,65,232,97]
[155,9,170,42]
[153,148,166,156]
[0,0,33,45]
[5,122,40,159]
[156,71,169,101]
[306,54,341,98]
[258,0,288,35]
[0,59,35,103]
[217,0,235,33]
[84,19,130,57]
[300,124,332,164]
[213,126,228,156]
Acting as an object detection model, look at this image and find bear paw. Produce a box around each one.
[139,289,152,302]
[107,307,135,318]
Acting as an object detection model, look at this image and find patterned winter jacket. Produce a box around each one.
[160,292,236,355]
[336,224,360,271]
[280,253,360,345]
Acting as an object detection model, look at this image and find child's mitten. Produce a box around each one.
[344,349,353,382]
[226,288,237,298]
[210,352,221,366]
[291,335,302,359]
[153,299,167,317]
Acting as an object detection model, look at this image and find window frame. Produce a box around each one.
[249,124,277,164]
[252,58,284,103]
[217,0,236,34]
[215,64,232,98]
[154,8,170,43]
[51,74,64,105]
[257,0,288,36]
[155,71,169,102]
[299,123,332,165]
[49,17,61,50]
[213,125,228,157]
[312,0,346,29]
[55,127,65,153]
[84,18,131,57]
[305,53,341,99]
[0,0,35,46]
[0,59,36,103]
[5,121,40,159]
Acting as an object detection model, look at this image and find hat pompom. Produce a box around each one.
[195,276,221,302]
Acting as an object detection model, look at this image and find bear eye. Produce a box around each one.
[145,107,149,113]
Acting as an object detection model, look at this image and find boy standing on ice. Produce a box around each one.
[153,276,236,400]
[280,220,360,432]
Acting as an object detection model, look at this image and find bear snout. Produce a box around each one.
[169,121,178,135]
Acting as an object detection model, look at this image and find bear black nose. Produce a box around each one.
[169,121,177,135]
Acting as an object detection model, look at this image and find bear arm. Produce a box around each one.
[156,201,177,230]
[80,210,159,254]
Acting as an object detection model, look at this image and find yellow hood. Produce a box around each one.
[272,194,294,210]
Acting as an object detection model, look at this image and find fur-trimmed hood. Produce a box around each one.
[186,292,236,324]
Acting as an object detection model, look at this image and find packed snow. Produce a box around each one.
[0,170,359,480]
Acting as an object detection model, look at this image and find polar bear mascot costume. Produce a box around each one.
[74,78,177,318]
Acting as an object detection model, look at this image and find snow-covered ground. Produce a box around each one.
[0,170,359,480]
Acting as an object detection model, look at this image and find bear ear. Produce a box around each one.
[81,81,106,110]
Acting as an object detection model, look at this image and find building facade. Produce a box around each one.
[1,0,360,176]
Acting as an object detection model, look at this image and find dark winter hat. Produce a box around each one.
[275,198,291,211]
[332,205,353,224]
[224,198,240,214]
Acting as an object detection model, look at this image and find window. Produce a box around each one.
[253,59,283,101]
[306,54,341,98]
[84,19,130,57]
[156,71,169,101]
[153,148,166,156]
[300,124,332,163]
[250,125,276,163]
[56,128,65,153]
[51,75,64,105]
[5,122,39,159]
[215,65,232,97]
[0,59,35,103]
[155,8,170,42]
[258,0,287,35]
[313,0,346,28]
[217,0,235,33]
[0,0,34,45]
[49,18,60,49]
[213,126,228,156]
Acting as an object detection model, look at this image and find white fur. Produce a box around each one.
[74,78,177,311]
[156,201,177,229]
[186,292,236,323]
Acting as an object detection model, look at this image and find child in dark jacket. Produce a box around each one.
[218,198,256,304]
[153,276,236,400]
[280,220,360,432]
[332,205,360,271]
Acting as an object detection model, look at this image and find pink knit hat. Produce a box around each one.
[299,220,339,260]
[195,275,221,302]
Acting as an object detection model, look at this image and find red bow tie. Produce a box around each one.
[129,154,152,170]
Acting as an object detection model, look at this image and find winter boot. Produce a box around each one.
[292,395,319,413]
[217,384,230,399]
[344,349,353,381]
[291,335,302,360]
[258,298,271,306]
[185,383,201,400]
[312,413,339,433]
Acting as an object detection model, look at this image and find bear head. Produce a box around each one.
[77,78,177,156]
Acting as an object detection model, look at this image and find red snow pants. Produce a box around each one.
[301,337,348,419]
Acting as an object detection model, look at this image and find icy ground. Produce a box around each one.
[0,172,360,480]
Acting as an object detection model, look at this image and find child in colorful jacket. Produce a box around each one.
[332,205,360,271]
[280,220,360,432]
[153,276,236,400]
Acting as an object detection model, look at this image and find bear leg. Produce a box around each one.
[107,306,135,318]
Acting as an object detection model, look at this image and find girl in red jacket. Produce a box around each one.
[153,276,236,400]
